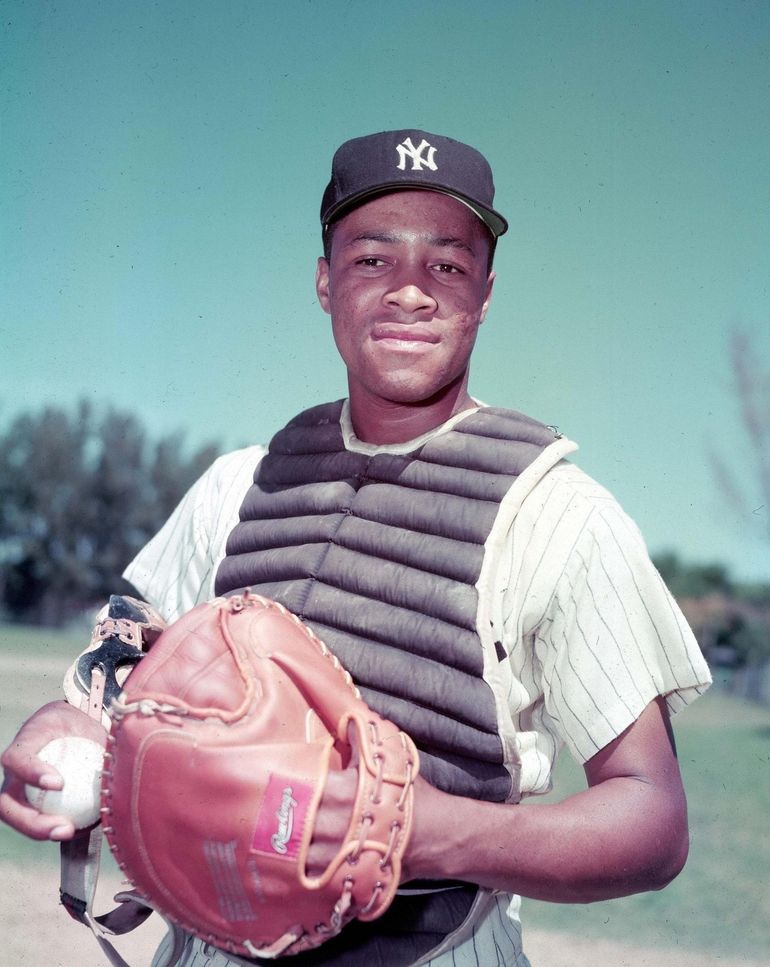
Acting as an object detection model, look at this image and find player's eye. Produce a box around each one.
[434,263,462,274]
[356,257,386,267]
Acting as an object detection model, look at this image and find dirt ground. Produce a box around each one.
[3,859,766,967]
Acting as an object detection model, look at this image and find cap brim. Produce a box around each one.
[322,183,508,238]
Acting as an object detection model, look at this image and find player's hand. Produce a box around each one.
[0,700,107,841]
[307,724,438,883]
[306,726,361,878]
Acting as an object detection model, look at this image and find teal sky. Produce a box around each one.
[2,0,769,580]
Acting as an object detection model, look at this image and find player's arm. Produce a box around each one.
[0,700,107,841]
[311,695,688,903]
[404,694,688,902]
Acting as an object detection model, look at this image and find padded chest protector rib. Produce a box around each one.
[215,401,559,802]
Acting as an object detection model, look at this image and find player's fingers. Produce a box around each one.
[306,768,359,877]
[0,777,75,841]
[342,718,362,770]
[1,743,64,789]
[316,768,359,815]
[1,701,106,787]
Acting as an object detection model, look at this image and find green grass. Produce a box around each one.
[2,625,769,958]
[0,623,91,866]
[0,624,87,746]
[522,689,770,959]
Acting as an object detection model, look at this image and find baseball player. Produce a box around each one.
[1,129,711,967]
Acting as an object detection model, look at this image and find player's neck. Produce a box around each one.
[347,381,476,446]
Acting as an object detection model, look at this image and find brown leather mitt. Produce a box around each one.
[100,593,419,960]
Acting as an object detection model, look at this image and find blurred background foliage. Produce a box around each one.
[0,400,219,626]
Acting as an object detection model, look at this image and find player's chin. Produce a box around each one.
[397,374,470,407]
[363,364,461,404]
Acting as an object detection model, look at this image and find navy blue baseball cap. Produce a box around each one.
[320,129,508,238]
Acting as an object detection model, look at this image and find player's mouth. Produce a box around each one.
[371,324,439,346]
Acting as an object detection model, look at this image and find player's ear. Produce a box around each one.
[479,271,495,324]
[316,257,331,314]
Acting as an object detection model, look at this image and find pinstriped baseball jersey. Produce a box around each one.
[125,401,711,967]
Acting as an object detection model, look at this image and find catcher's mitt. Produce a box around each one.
[101,593,419,960]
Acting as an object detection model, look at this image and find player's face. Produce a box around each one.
[316,190,494,412]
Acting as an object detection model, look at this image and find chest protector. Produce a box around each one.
[215,400,558,803]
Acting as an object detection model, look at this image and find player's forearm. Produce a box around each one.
[406,773,689,903]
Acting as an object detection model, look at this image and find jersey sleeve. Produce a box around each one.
[507,464,712,765]
[123,446,265,622]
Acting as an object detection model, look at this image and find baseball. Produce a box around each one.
[25,736,104,829]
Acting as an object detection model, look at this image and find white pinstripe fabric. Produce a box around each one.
[125,413,711,967]
[125,445,266,622]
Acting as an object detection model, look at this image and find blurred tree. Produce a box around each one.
[654,551,770,667]
[711,328,770,541]
[654,550,731,599]
[0,401,219,625]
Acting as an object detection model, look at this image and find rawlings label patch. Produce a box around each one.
[252,774,313,859]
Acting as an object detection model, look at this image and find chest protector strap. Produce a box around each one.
[216,401,558,803]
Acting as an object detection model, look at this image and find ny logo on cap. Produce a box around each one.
[396,137,438,172]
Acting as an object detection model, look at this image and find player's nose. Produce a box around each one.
[383,280,437,316]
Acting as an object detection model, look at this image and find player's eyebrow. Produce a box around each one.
[344,231,476,255]
[431,236,475,255]
[344,232,400,246]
